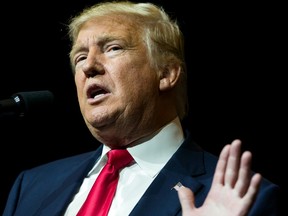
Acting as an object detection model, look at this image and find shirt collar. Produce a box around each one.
[89,117,184,178]
[127,117,184,177]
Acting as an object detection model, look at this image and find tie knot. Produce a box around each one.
[107,149,133,170]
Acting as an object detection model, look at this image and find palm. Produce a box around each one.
[176,140,262,216]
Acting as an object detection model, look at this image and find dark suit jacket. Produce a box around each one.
[3,131,280,216]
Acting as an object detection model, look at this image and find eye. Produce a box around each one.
[105,45,122,52]
[74,55,87,66]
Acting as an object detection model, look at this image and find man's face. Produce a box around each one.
[70,15,160,145]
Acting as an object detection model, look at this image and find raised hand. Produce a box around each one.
[175,139,262,216]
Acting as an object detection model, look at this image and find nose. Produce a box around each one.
[82,55,104,78]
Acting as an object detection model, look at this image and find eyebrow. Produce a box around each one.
[70,35,124,60]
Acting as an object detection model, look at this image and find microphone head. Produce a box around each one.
[11,90,54,117]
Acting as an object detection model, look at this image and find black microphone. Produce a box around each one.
[0,90,54,117]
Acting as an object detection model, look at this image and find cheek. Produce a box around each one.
[74,74,86,100]
[74,73,85,89]
[119,74,158,101]
[116,73,143,95]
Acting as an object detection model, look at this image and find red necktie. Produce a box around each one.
[77,149,133,216]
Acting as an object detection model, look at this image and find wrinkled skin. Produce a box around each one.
[175,139,262,216]
[71,16,180,149]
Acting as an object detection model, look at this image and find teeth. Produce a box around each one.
[89,87,107,99]
[94,93,105,99]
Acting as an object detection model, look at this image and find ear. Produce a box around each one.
[159,64,181,91]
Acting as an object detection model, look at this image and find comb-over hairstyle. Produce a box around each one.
[68,1,189,120]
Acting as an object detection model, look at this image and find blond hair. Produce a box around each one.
[68,1,189,120]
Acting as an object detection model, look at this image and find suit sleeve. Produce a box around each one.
[2,172,24,216]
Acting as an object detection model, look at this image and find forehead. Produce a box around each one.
[77,15,142,42]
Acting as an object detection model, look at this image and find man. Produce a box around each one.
[3,1,279,216]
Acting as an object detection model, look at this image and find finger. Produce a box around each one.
[242,173,262,210]
[234,151,253,197]
[224,139,242,187]
[174,184,195,215]
[211,144,230,186]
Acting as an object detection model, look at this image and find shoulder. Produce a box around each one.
[20,149,101,181]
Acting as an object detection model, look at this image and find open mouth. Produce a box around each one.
[87,84,109,99]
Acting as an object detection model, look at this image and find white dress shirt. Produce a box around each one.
[64,117,184,216]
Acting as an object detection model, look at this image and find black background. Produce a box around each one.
[0,0,285,215]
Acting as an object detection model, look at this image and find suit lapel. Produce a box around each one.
[130,133,207,216]
[28,133,209,216]
[34,148,102,216]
